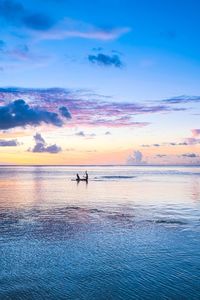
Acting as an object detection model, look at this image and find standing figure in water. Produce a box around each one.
[76,173,80,181]
[85,171,88,181]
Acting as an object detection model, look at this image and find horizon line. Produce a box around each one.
[0,164,200,167]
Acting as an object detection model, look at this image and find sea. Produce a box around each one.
[0,165,200,299]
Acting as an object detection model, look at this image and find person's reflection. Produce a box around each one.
[76,180,88,188]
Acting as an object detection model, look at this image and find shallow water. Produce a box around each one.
[0,166,200,299]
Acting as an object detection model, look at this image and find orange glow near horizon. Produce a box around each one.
[0,115,200,165]
[0,143,200,165]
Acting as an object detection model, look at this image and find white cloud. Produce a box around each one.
[126,150,146,165]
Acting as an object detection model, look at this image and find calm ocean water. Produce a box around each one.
[0,165,200,299]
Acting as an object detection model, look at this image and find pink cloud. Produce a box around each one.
[191,129,200,137]
[184,137,200,145]
[33,19,131,41]
[0,87,184,128]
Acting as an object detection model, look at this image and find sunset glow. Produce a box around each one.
[0,0,200,165]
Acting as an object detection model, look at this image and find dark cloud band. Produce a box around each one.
[88,53,123,68]
[0,0,55,31]
[0,139,19,146]
[0,99,64,129]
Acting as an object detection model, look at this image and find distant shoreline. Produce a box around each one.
[0,164,200,167]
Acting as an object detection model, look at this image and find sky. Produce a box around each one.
[0,0,200,165]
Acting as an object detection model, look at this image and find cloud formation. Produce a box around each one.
[0,1,130,41]
[181,153,199,158]
[88,53,123,68]
[183,129,200,145]
[127,150,146,165]
[31,133,61,153]
[36,20,130,41]
[0,99,64,130]
[192,129,200,137]
[0,88,187,128]
[75,131,96,138]
[0,42,50,67]
[59,106,72,119]
[184,138,200,145]
[3,44,44,63]
[0,139,18,146]
[163,95,200,104]
[0,0,55,31]
[75,131,85,137]
[23,13,55,31]
[141,141,192,147]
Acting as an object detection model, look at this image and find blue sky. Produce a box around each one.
[1,0,200,95]
[0,0,200,164]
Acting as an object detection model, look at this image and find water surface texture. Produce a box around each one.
[0,166,200,299]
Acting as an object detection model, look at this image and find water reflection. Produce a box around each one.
[190,177,200,202]
[0,166,200,299]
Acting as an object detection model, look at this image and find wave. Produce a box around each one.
[96,175,136,180]
[152,219,188,225]
[148,171,200,176]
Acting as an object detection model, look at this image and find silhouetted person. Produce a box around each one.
[85,171,88,181]
[76,173,80,181]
